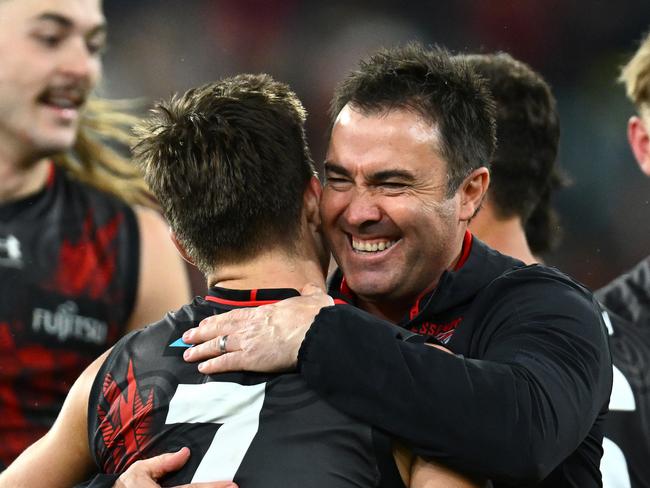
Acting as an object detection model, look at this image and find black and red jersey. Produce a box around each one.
[301,233,612,487]
[596,256,650,488]
[0,163,139,468]
[87,287,405,488]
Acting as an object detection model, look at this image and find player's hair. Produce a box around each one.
[330,42,496,196]
[52,98,152,206]
[620,30,650,117]
[133,73,316,275]
[461,52,567,254]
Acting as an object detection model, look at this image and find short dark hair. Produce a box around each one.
[461,52,567,253]
[330,43,496,195]
[133,74,316,275]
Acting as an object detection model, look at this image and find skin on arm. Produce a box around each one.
[128,207,191,332]
[0,350,110,488]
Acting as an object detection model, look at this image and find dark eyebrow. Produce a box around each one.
[323,162,350,176]
[34,12,74,28]
[33,12,107,37]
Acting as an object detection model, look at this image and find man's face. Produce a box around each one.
[0,0,105,162]
[322,104,466,313]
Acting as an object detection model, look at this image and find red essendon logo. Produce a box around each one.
[409,317,462,344]
[97,360,154,473]
[51,212,122,299]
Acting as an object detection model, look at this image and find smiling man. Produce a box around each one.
[0,0,189,468]
[180,44,613,487]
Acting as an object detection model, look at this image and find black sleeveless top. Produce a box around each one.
[88,287,405,488]
[0,163,139,468]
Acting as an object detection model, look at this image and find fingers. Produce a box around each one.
[184,334,241,363]
[114,448,190,487]
[195,351,245,375]
[183,308,253,345]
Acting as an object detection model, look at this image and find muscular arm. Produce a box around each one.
[128,207,191,332]
[0,351,109,488]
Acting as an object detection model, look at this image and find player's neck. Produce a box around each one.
[208,248,326,293]
[470,206,537,265]
[0,155,51,204]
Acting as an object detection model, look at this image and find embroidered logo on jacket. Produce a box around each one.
[409,317,463,344]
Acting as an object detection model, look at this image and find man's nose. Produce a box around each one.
[342,188,383,227]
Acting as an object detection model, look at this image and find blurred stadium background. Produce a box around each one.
[102,0,650,290]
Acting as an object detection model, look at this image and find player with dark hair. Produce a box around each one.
[180,44,612,487]
[462,52,568,263]
[0,0,190,469]
[0,73,482,488]
[596,30,650,488]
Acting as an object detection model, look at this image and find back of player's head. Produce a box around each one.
[330,42,496,196]
[133,73,316,275]
[620,30,650,118]
[460,52,565,253]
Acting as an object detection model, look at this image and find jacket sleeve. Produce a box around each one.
[297,274,612,484]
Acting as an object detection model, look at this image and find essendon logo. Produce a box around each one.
[409,317,462,344]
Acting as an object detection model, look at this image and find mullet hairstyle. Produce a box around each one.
[133,74,316,275]
[54,98,153,206]
[461,52,568,254]
[329,42,496,196]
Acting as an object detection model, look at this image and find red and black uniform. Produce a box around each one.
[298,233,612,487]
[596,256,650,488]
[86,287,405,488]
[0,164,139,468]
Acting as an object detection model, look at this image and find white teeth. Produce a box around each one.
[48,97,76,108]
[352,238,397,253]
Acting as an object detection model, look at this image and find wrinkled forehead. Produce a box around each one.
[0,0,104,28]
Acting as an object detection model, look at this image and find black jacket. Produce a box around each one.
[596,256,650,488]
[298,237,612,487]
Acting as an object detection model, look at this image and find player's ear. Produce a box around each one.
[628,115,650,176]
[458,167,490,221]
[169,230,195,265]
[303,176,323,229]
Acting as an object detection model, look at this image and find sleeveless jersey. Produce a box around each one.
[0,163,139,468]
[88,287,405,488]
[596,258,650,488]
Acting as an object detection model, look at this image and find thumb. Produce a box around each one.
[300,282,326,296]
[147,447,191,479]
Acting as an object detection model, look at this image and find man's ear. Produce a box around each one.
[628,115,650,176]
[458,167,490,222]
[169,230,195,265]
[303,176,323,229]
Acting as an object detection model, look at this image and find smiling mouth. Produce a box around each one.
[351,236,399,253]
[37,87,86,111]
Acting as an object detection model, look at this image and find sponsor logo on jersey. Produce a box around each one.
[0,234,22,268]
[32,300,108,345]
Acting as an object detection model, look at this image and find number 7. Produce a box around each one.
[165,382,267,481]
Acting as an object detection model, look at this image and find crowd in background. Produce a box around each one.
[101,0,650,289]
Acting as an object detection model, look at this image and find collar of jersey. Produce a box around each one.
[205,286,348,308]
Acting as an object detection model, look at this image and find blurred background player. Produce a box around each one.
[597,29,650,488]
[462,52,568,264]
[0,0,190,468]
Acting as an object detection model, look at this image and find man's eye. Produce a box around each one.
[380,182,407,190]
[34,33,62,48]
[326,177,349,185]
[86,40,107,55]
